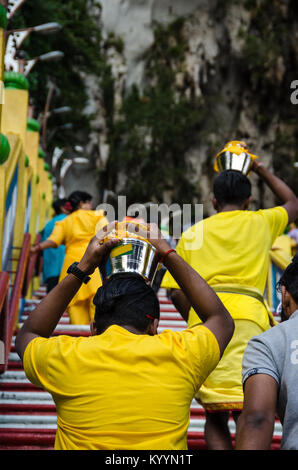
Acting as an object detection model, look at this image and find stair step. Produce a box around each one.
[0,427,55,449]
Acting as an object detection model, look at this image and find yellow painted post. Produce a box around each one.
[26,119,41,241]
[1,73,29,277]
[0,4,7,128]
[25,122,41,297]
[41,162,52,230]
[0,134,23,271]
[47,172,54,220]
[0,5,9,270]
[37,148,46,232]
[0,133,12,270]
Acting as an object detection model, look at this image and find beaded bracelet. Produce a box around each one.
[160,249,176,265]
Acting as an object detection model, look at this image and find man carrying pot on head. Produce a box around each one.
[16,221,234,450]
[161,141,298,450]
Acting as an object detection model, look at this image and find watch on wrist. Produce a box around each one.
[67,262,91,284]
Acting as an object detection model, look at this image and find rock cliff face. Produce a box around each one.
[83,0,298,215]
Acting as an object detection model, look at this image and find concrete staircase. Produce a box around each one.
[0,287,282,450]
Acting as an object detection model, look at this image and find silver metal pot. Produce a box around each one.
[103,238,161,284]
[215,151,253,175]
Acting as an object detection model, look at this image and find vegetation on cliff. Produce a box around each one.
[10,0,104,152]
[8,0,298,207]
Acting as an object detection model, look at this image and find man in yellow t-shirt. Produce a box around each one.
[16,222,234,450]
[161,161,298,449]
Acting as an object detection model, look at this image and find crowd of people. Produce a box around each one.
[17,143,298,451]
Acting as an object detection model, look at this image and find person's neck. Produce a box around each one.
[218,204,242,213]
[122,325,145,335]
[98,324,153,336]
[288,305,298,318]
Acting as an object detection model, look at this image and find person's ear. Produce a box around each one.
[152,318,159,335]
[242,196,252,210]
[211,197,219,212]
[147,318,159,336]
[281,286,292,319]
[90,321,98,336]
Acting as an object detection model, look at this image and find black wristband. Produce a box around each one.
[67,262,91,284]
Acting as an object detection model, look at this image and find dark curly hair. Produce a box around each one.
[93,274,160,334]
[213,170,251,206]
[276,254,298,304]
[66,191,92,212]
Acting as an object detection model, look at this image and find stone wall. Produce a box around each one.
[74,0,298,214]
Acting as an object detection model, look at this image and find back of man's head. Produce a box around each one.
[213,170,252,208]
[93,274,160,334]
[278,254,298,305]
[52,198,67,215]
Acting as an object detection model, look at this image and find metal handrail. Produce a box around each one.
[0,272,10,374]
[22,233,42,297]
[0,233,31,374]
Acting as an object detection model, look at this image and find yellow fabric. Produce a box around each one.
[273,234,293,254]
[162,206,288,411]
[162,206,288,330]
[48,209,108,324]
[67,299,96,325]
[211,284,277,327]
[196,319,263,410]
[23,324,220,450]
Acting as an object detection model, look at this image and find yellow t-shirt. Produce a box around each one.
[48,209,108,304]
[23,325,220,450]
[162,207,288,330]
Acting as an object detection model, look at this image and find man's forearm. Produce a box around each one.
[40,240,58,250]
[18,274,82,338]
[169,289,190,323]
[236,413,275,450]
[164,252,229,322]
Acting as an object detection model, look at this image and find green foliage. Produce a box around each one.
[103,18,204,205]
[239,0,298,192]
[240,0,292,91]
[10,0,104,152]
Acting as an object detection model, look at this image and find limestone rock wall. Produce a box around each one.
[82,0,298,214]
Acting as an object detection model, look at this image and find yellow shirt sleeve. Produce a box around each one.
[48,218,66,246]
[23,337,57,389]
[258,206,289,245]
[23,335,78,394]
[177,325,220,391]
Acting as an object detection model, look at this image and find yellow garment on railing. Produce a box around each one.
[270,235,294,270]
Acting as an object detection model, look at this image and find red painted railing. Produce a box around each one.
[0,233,31,374]
[22,233,42,297]
[0,272,10,374]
